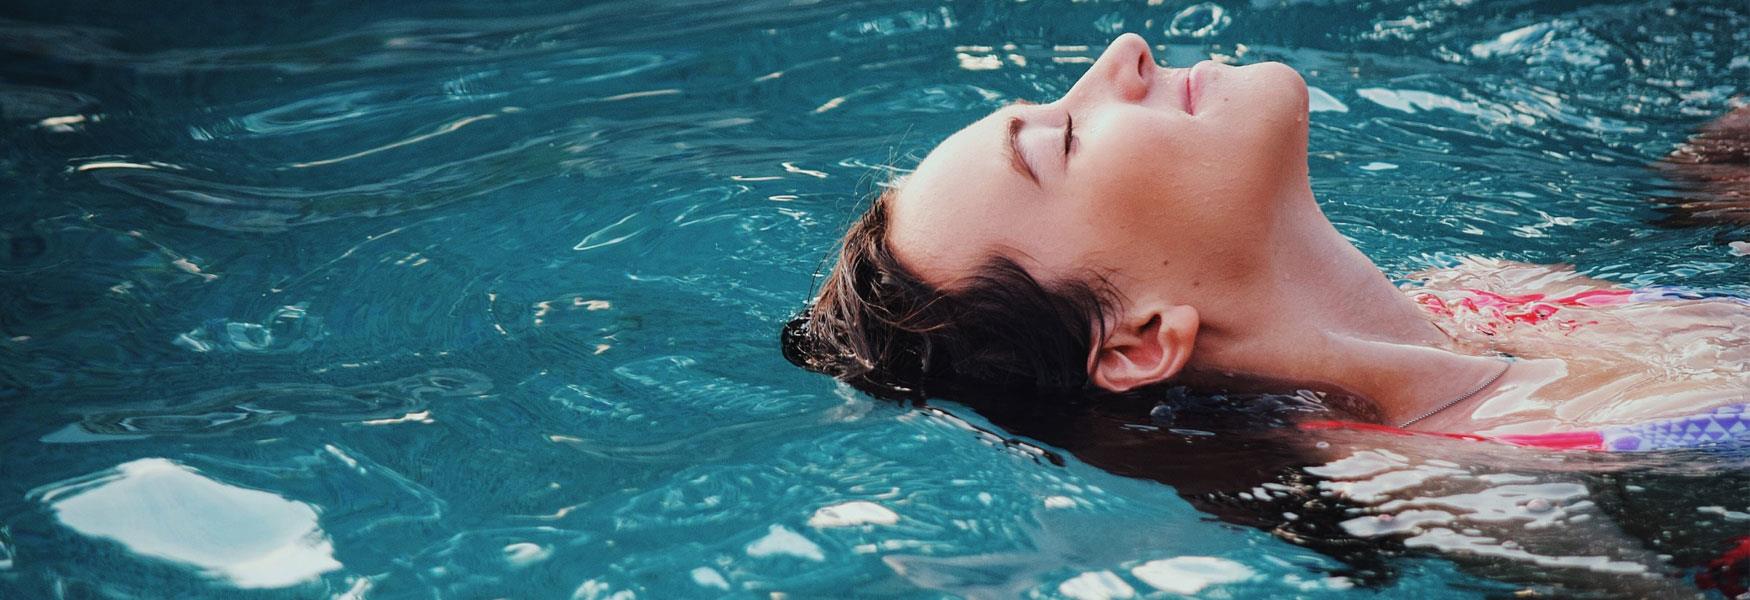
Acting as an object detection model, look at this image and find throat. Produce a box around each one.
[1184,189,1506,427]
[1267,212,1450,347]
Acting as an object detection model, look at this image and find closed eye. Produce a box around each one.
[1063,114,1075,158]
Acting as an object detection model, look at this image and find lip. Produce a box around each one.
[1185,61,1206,115]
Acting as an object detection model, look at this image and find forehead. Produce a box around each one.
[887,110,1035,286]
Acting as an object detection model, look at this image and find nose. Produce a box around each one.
[1065,33,1155,103]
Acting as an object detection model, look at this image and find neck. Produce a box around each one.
[1184,183,1508,427]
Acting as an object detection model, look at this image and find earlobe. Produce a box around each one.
[1088,305,1199,393]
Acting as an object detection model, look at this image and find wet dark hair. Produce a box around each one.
[781,189,1119,400]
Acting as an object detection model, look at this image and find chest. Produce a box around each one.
[1408,290,1750,434]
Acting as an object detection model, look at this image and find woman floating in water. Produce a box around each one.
[782,32,1749,597]
[783,33,1749,450]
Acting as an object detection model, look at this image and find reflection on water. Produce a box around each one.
[1294,442,1750,596]
[30,459,340,588]
[43,369,491,441]
[1,0,1747,597]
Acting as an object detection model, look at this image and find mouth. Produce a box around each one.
[1185,61,1203,115]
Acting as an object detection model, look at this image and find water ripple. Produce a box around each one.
[3,0,1748,596]
[45,369,491,441]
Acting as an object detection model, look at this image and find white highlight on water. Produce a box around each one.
[503,542,553,567]
[1058,570,1135,600]
[691,566,731,589]
[362,411,433,425]
[808,501,899,528]
[39,458,341,588]
[1307,86,1350,113]
[1130,556,1255,594]
[745,525,824,561]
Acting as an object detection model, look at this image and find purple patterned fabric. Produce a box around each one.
[1600,403,1750,452]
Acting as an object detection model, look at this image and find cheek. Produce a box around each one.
[1079,117,1227,214]
[1067,112,1298,246]
[990,197,1117,276]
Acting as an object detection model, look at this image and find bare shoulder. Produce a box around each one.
[1402,256,1622,296]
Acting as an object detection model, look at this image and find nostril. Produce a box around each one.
[1136,50,1151,80]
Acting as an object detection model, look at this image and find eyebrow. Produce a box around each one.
[1005,111,1040,187]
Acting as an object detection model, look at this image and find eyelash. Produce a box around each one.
[1063,115,1075,157]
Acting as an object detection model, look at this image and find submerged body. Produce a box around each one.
[1402,258,1749,436]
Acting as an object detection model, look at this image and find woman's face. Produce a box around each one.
[888,33,1311,298]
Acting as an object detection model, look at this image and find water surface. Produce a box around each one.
[1,0,1747,597]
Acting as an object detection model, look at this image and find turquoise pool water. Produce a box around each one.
[2,0,1747,597]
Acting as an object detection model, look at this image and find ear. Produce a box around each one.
[1087,304,1199,393]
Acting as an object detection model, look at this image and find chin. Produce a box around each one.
[1202,62,1310,157]
[1228,62,1308,119]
